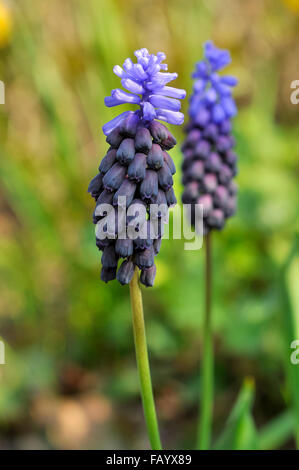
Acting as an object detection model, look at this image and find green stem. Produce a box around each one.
[129,268,162,450]
[197,232,213,450]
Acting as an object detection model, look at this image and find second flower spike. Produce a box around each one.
[182,41,238,234]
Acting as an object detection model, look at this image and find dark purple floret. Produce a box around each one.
[218,165,232,185]
[195,140,211,160]
[214,185,229,208]
[203,173,218,193]
[89,48,186,285]
[101,267,117,283]
[216,135,233,153]
[134,127,152,154]
[205,152,222,172]
[99,149,117,174]
[117,259,135,285]
[149,121,169,144]
[135,247,155,269]
[163,151,176,175]
[181,41,238,234]
[127,153,147,182]
[140,169,159,203]
[101,245,118,269]
[207,209,225,229]
[88,173,103,200]
[183,182,199,202]
[106,128,123,148]
[116,138,135,165]
[189,160,204,181]
[96,189,114,206]
[134,235,153,252]
[161,131,177,150]
[115,238,134,258]
[102,163,127,192]
[147,144,164,170]
[165,187,177,207]
[184,128,202,148]
[157,164,173,191]
[197,194,213,217]
[140,265,157,287]
[113,179,136,207]
[96,237,111,250]
[203,123,219,142]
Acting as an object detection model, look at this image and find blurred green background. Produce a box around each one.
[0,0,299,450]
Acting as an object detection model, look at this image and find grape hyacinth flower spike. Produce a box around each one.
[182,40,238,234]
[181,41,238,450]
[88,49,186,449]
[89,48,185,287]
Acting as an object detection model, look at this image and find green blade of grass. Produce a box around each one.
[259,410,294,450]
[279,233,299,448]
[213,378,258,450]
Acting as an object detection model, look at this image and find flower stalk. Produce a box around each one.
[129,268,162,450]
[197,232,213,449]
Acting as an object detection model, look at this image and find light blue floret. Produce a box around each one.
[189,41,238,123]
[103,49,186,135]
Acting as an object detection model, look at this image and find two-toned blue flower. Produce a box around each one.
[89,49,186,286]
[182,41,238,234]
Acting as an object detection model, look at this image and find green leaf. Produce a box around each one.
[279,233,299,447]
[213,378,259,450]
[259,410,294,450]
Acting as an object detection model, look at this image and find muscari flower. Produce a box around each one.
[182,41,238,234]
[88,48,186,286]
